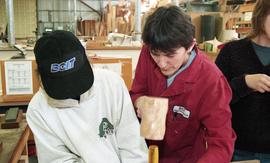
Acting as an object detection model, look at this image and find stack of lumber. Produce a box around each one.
[78,0,135,37]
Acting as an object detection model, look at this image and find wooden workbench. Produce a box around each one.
[0,117,30,163]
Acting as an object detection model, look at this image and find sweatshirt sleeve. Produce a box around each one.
[116,77,148,163]
[197,75,236,163]
[26,107,85,163]
[129,46,149,104]
[215,43,253,104]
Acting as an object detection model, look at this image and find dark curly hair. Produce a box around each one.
[142,5,195,55]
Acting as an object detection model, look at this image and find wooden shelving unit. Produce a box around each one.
[238,3,255,12]
[235,20,252,34]
[235,2,255,35]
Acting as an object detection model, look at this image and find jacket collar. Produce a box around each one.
[152,46,204,97]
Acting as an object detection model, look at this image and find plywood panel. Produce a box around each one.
[89,56,132,90]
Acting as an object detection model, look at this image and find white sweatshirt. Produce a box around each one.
[26,69,148,163]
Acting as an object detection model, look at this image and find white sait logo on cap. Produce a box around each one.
[51,57,76,73]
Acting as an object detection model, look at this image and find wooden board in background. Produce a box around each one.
[0,56,132,102]
[89,56,132,90]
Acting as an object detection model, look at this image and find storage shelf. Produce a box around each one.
[236,27,252,34]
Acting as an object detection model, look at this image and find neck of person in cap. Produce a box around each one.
[72,96,80,101]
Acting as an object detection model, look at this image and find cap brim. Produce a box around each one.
[40,60,94,99]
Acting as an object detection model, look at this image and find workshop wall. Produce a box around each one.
[0,0,37,39]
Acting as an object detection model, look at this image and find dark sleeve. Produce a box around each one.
[129,46,149,105]
[215,43,253,104]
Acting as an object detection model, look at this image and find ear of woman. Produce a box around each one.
[187,39,196,53]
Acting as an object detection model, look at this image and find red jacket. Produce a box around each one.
[130,46,236,163]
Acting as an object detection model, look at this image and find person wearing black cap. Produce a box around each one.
[26,30,148,163]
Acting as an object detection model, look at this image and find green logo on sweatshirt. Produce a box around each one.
[99,118,114,138]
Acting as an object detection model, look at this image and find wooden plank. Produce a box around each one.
[107,13,112,33]
[107,0,112,33]
[86,44,141,50]
[89,56,132,89]
[239,3,255,12]
[0,118,30,163]
[148,145,159,163]
[236,27,252,34]
[236,20,252,25]
[112,6,116,32]
[1,110,23,129]
[9,125,30,163]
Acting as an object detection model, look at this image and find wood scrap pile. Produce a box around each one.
[77,0,135,37]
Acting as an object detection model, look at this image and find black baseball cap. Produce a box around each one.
[34,30,94,99]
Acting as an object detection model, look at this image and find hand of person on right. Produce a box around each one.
[245,74,270,93]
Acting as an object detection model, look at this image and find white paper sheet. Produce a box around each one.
[4,61,33,95]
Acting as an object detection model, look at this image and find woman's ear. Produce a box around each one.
[187,39,196,53]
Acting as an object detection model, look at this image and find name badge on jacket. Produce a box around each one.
[173,106,190,119]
